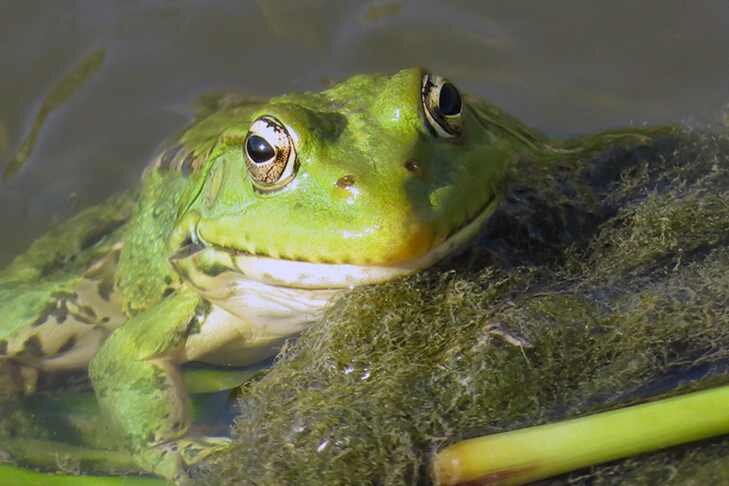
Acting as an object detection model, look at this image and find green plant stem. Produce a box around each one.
[432,384,729,485]
[1,438,138,473]
[0,464,165,486]
[183,365,265,394]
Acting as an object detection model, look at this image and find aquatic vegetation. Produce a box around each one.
[3,49,106,180]
[207,127,729,485]
[433,384,729,484]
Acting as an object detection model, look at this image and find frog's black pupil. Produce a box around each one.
[246,135,275,163]
[439,83,462,116]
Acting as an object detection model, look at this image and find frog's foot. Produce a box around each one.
[484,322,533,348]
[138,436,232,484]
[178,436,231,464]
[0,361,38,399]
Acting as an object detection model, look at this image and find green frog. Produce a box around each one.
[0,68,547,482]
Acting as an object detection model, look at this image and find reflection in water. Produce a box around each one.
[1,0,728,263]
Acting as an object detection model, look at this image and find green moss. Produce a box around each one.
[206,126,729,485]
[587,185,729,278]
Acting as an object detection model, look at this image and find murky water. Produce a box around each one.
[1,0,728,263]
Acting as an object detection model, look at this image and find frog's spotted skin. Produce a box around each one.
[2,245,126,372]
[0,196,134,396]
[151,143,208,176]
[0,68,540,482]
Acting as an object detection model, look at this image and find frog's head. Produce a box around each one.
[170,68,522,290]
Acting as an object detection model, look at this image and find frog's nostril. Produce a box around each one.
[404,160,423,175]
[336,175,356,188]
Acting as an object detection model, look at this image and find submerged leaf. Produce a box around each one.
[3,49,106,180]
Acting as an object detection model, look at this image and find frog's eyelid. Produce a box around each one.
[243,116,299,192]
[421,73,464,139]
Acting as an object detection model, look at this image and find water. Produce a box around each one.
[1,0,728,263]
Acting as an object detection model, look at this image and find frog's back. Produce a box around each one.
[0,193,134,378]
[0,95,259,382]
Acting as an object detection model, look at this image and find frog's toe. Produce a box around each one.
[137,442,188,484]
[138,437,231,484]
[0,361,39,399]
[178,436,232,464]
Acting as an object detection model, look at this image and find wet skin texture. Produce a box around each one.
[0,68,541,482]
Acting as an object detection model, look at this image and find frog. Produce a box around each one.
[0,67,547,483]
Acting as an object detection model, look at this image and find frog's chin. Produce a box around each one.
[171,195,499,291]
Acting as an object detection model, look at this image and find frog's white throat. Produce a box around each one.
[174,195,498,337]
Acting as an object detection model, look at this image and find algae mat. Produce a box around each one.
[205,127,729,485]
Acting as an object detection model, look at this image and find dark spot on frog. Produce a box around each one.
[200,301,212,314]
[174,266,191,284]
[404,160,420,173]
[171,237,204,260]
[0,340,7,355]
[93,324,111,335]
[180,152,196,176]
[187,318,202,335]
[187,301,211,335]
[152,367,169,389]
[31,306,51,327]
[31,299,68,327]
[38,253,69,278]
[159,145,184,170]
[57,336,77,354]
[79,220,125,251]
[162,287,175,298]
[164,276,173,285]
[203,262,229,277]
[22,336,43,357]
[158,145,204,176]
[97,278,114,302]
[73,304,98,324]
[336,175,355,188]
[52,291,77,300]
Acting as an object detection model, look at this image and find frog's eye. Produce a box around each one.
[244,116,298,191]
[421,73,463,138]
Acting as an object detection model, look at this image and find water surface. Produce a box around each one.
[1,0,728,263]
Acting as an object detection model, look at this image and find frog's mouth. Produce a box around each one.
[170,194,498,291]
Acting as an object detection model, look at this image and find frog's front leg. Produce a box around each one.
[88,288,226,483]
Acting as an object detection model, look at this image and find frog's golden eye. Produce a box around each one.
[244,116,298,191]
[421,73,463,138]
